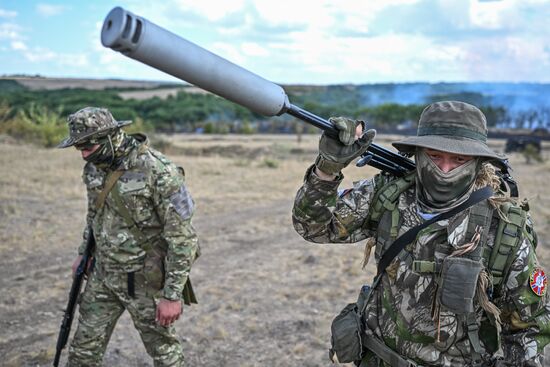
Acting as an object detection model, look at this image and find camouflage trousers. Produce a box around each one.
[67,267,184,367]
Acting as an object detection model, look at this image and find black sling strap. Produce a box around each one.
[376,186,494,276]
[127,272,136,298]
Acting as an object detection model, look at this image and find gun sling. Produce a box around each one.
[376,186,494,275]
[363,336,421,367]
[365,186,494,366]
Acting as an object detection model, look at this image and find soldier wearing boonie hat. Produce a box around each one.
[57,107,132,148]
[292,101,549,366]
[393,101,505,213]
[58,107,200,366]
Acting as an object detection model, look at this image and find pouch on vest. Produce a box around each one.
[329,285,371,364]
[438,257,483,314]
[142,248,165,291]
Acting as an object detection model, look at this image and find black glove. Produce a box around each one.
[315,117,376,175]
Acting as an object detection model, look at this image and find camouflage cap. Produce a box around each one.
[392,101,502,159]
[57,107,132,148]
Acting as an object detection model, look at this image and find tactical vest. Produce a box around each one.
[94,145,197,304]
[362,171,534,362]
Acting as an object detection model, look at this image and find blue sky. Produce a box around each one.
[1,0,549,84]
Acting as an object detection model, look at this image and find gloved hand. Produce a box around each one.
[315,116,376,175]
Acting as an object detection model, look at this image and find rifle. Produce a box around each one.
[100,7,415,177]
[99,7,518,196]
[53,228,95,366]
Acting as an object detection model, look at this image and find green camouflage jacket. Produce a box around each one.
[292,165,550,366]
[79,134,199,301]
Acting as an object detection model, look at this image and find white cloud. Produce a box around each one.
[23,47,57,62]
[241,42,269,57]
[21,46,89,67]
[36,4,67,17]
[210,42,246,65]
[277,32,467,82]
[11,40,27,50]
[462,35,550,81]
[0,8,17,18]
[69,0,550,83]
[0,23,22,40]
[469,0,516,29]
[172,0,245,21]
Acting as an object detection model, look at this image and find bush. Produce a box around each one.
[203,121,230,134]
[522,144,544,164]
[122,116,153,135]
[0,104,66,147]
[238,121,256,134]
[260,158,279,169]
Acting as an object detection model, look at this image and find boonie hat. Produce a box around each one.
[57,107,131,148]
[392,101,502,159]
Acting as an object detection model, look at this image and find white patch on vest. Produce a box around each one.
[170,185,194,220]
[448,214,468,248]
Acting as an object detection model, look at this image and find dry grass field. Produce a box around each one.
[0,133,549,367]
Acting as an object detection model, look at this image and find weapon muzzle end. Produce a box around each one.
[101,7,142,55]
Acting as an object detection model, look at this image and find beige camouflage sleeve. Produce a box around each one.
[498,222,550,366]
[292,164,379,243]
[154,166,199,301]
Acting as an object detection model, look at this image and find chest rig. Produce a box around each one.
[92,145,197,305]
[362,172,530,364]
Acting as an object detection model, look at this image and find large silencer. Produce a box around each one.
[101,7,416,175]
[101,7,288,116]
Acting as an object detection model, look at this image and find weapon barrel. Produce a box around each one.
[101,7,415,176]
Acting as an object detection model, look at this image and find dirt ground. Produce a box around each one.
[0,133,549,367]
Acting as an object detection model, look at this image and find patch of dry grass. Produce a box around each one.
[1,133,548,367]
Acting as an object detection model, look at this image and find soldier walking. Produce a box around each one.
[292,101,550,366]
[58,107,199,366]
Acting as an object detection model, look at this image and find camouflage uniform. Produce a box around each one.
[292,102,550,366]
[59,107,199,366]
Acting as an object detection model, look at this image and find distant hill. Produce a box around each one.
[2,76,183,90]
[3,76,548,113]
[2,76,549,129]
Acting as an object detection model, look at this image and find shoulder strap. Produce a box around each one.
[487,202,528,292]
[110,187,150,249]
[377,186,494,275]
[365,171,415,230]
[95,170,124,210]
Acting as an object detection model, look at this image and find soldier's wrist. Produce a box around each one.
[314,166,338,181]
[162,287,181,301]
[305,165,342,191]
[314,155,345,177]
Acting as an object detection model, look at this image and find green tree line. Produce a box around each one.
[0,80,512,147]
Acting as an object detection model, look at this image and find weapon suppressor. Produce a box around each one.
[101,7,289,116]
